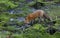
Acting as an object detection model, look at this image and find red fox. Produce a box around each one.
[24,10,52,24]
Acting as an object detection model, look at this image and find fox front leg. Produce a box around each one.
[30,20,35,26]
[38,17,43,24]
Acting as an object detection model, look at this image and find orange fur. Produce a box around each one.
[24,10,51,24]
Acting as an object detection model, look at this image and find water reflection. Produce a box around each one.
[14,17,25,22]
[8,10,14,14]
[10,18,14,21]
[8,10,23,14]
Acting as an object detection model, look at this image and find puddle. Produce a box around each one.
[16,17,25,22]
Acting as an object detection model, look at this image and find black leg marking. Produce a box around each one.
[29,20,34,26]
[38,17,41,23]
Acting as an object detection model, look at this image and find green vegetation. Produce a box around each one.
[0,0,60,38]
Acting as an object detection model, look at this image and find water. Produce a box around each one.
[16,17,25,22]
[8,10,14,14]
[10,18,14,21]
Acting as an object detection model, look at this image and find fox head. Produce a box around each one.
[24,17,30,24]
